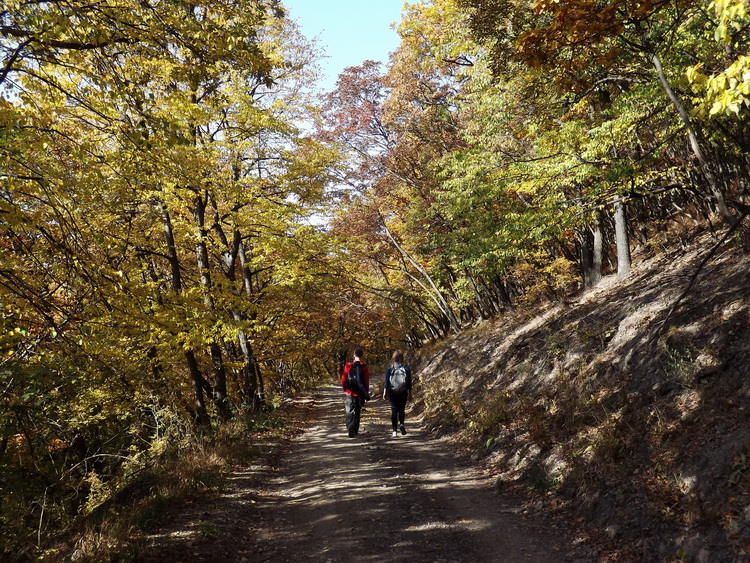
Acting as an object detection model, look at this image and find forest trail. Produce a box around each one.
[140,386,595,562]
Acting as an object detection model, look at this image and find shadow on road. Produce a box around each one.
[242,386,585,563]
[140,385,590,562]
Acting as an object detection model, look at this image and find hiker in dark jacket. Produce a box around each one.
[341,347,370,438]
[383,349,412,437]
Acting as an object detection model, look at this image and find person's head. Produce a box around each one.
[391,350,404,365]
[354,347,364,361]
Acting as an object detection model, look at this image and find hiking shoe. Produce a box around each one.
[392,431,398,437]
[348,427,356,438]
[400,424,406,435]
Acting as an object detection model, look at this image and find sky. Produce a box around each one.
[282,1,408,93]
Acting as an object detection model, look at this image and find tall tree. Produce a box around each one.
[0,1,343,553]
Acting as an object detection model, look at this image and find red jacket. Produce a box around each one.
[341,361,370,397]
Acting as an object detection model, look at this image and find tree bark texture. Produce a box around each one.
[192,193,230,418]
[652,53,737,226]
[614,196,631,278]
[159,200,210,424]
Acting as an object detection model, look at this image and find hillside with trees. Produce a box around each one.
[1,0,749,560]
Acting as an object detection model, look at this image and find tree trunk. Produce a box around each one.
[581,213,603,289]
[233,308,262,409]
[254,357,266,404]
[592,213,603,287]
[491,275,513,306]
[192,193,230,418]
[465,269,491,320]
[652,53,737,226]
[381,217,461,333]
[185,349,212,425]
[158,200,210,424]
[238,238,264,406]
[210,211,262,411]
[614,195,631,278]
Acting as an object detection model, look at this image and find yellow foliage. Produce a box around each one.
[513,252,580,304]
[688,0,750,117]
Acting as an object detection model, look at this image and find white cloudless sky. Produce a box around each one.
[282,1,408,93]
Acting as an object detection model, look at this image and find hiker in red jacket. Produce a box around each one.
[341,347,370,437]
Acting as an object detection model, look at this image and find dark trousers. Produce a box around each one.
[345,395,362,436]
[388,391,408,430]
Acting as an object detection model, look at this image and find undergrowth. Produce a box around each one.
[44,408,288,562]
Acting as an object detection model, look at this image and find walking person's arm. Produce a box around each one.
[363,364,371,401]
[406,365,413,401]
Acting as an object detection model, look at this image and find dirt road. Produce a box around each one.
[142,386,594,562]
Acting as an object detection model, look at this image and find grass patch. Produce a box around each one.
[422,384,468,433]
[133,494,173,531]
[468,388,508,438]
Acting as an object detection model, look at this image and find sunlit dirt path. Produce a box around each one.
[142,385,593,562]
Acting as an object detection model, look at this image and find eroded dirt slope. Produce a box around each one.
[409,229,750,561]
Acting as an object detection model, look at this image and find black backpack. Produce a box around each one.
[347,361,370,399]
